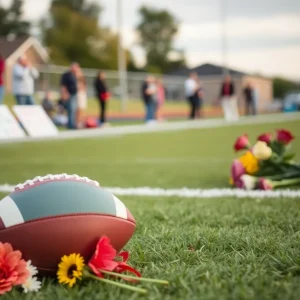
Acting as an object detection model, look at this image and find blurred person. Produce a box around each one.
[94,71,110,126]
[185,72,199,119]
[52,98,68,127]
[42,91,55,117]
[252,84,259,114]
[60,62,79,129]
[12,55,39,105]
[141,75,156,123]
[219,75,239,121]
[243,82,256,116]
[0,53,5,104]
[196,80,204,118]
[156,78,165,121]
[76,67,88,128]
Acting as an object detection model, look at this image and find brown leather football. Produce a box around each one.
[0,174,136,275]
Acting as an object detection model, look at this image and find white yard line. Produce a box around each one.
[0,112,299,145]
[0,184,300,198]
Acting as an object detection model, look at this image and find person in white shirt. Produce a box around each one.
[12,55,39,105]
[185,72,199,119]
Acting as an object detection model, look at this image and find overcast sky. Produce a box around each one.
[2,0,300,79]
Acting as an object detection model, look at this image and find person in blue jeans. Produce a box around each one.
[12,56,39,105]
[141,76,156,123]
[15,95,35,105]
[60,63,79,129]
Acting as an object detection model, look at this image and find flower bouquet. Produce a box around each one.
[230,129,300,190]
[0,237,168,296]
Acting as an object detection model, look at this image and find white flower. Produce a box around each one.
[22,260,41,293]
[26,260,38,277]
[22,276,42,293]
[252,141,272,160]
[241,175,256,190]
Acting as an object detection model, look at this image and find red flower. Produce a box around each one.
[0,243,29,295]
[257,133,272,144]
[88,236,119,278]
[276,129,294,145]
[114,252,141,282]
[234,134,250,152]
[258,178,273,190]
[88,237,141,281]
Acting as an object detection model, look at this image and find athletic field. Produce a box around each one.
[0,116,300,300]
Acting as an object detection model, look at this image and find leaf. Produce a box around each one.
[283,153,296,161]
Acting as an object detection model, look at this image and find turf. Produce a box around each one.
[0,119,300,300]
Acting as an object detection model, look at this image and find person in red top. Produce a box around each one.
[0,53,5,104]
[219,75,239,121]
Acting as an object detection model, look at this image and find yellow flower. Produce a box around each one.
[252,141,272,160]
[57,253,85,287]
[229,177,234,185]
[239,151,259,175]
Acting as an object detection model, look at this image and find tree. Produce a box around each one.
[136,6,186,73]
[51,0,102,19]
[41,0,124,69]
[0,0,30,37]
[273,77,299,99]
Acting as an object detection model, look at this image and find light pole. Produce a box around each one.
[220,0,228,76]
[117,0,128,112]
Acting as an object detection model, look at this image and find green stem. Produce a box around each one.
[273,178,300,188]
[101,270,169,285]
[86,273,148,294]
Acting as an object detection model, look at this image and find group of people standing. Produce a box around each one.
[184,71,258,122]
[60,63,109,129]
[1,52,259,128]
[219,75,257,121]
[141,76,165,123]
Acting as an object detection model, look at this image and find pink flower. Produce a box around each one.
[258,178,273,190]
[0,243,29,295]
[257,133,272,144]
[276,129,294,145]
[231,160,245,181]
[234,178,245,189]
[234,134,250,152]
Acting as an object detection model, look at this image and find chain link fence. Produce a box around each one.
[35,64,189,103]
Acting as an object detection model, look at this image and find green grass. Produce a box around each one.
[0,120,300,299]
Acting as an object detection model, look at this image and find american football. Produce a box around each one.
[0,173,136,275]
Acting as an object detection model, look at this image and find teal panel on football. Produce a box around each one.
[10,181,117,222]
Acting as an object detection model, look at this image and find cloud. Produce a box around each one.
[178,14,300,41]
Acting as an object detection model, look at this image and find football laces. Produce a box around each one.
[14,174,100,190]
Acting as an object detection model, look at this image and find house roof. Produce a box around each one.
[0,35,29,59]
[0,35,49,62]
[169,63,246,77]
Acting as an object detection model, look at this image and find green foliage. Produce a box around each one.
[41,0,122,69]
[0,0,30,37]
[52,0,102,19]
[136,6,186,73]
[273,77,299,99]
